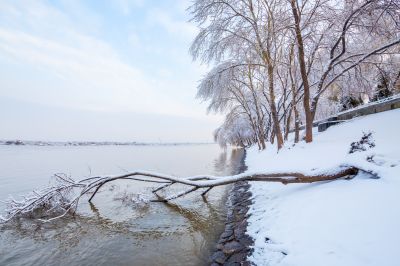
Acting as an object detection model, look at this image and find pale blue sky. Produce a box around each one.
[0,0,220,142]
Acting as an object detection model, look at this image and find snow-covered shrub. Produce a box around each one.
[339,95,363,112]
[349,132,375,154]
[372,73,393,102]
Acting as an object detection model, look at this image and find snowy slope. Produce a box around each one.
[245,109,400,266]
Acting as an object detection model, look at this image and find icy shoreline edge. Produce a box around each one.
[210,150,254,265]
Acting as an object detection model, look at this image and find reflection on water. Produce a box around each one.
[0,145,245,266]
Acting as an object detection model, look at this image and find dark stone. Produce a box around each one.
[235,219,247,230]
[224,262,240,266]
[225,252,247,264]
[226,213,235,222]
[210,150,255,265]
[210,263,221,266]
[227,234,236,242]
[235,199,251,207]
[216,243,224,250]
[220,229,234,239]
[242,192,252,198]
[211,251,226,264]
[225,223,235,230]
[239,235,253,246]
[222,241,244,254]
[219,234,235,243]
[234,227,246,239]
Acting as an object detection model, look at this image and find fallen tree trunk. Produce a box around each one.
[0,165,372,224]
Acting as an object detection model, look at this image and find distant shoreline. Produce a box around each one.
[0,140,214,147]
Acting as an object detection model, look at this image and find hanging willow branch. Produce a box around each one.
[0,164,377,224]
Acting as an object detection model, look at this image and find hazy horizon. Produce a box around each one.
[0,0,221,142]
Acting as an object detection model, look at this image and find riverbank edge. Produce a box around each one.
[210,149,254,265]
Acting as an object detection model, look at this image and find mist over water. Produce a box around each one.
[0,144,245,266]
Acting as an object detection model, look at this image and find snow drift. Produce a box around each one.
[245,109,400,266]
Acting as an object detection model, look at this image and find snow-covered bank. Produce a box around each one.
[245,109,400,266]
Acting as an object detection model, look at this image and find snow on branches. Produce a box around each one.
[0,162,380,224]
[189,0,400,149]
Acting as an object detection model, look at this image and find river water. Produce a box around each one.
[0,144,245,266]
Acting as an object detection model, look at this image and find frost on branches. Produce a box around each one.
[0,135,382,224]
[189,0,400,149]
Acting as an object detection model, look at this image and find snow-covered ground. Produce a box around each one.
[245,109,400,266]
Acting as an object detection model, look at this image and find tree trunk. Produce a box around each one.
[284,107,292,141]
[293,105,300,143]
[288,43,300,143]
[267,64,284,150]
[270,129,275,144]
[290,0,313,143]
[1,165,371,224]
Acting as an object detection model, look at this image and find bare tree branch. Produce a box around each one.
[0,164,375,224]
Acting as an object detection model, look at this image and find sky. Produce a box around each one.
[0,0,221,142]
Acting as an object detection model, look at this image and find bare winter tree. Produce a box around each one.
[289,0,400,142]
[1,163,379,224]
[190,0,296,150]
[1,0,397,225]
[213,108,257,148]
[191,0,399,147]
[197,61,271,149]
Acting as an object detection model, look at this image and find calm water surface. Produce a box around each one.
[0,144,244,266]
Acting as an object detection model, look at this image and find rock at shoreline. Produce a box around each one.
[210,181,254,265]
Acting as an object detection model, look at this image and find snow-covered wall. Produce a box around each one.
[318,94,400,132]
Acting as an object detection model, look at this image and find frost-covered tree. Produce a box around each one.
[190,0,295,150]
[197,61,270,149]
[190,0,400,148]
[214,108,256,148]
[289,0,400,142]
